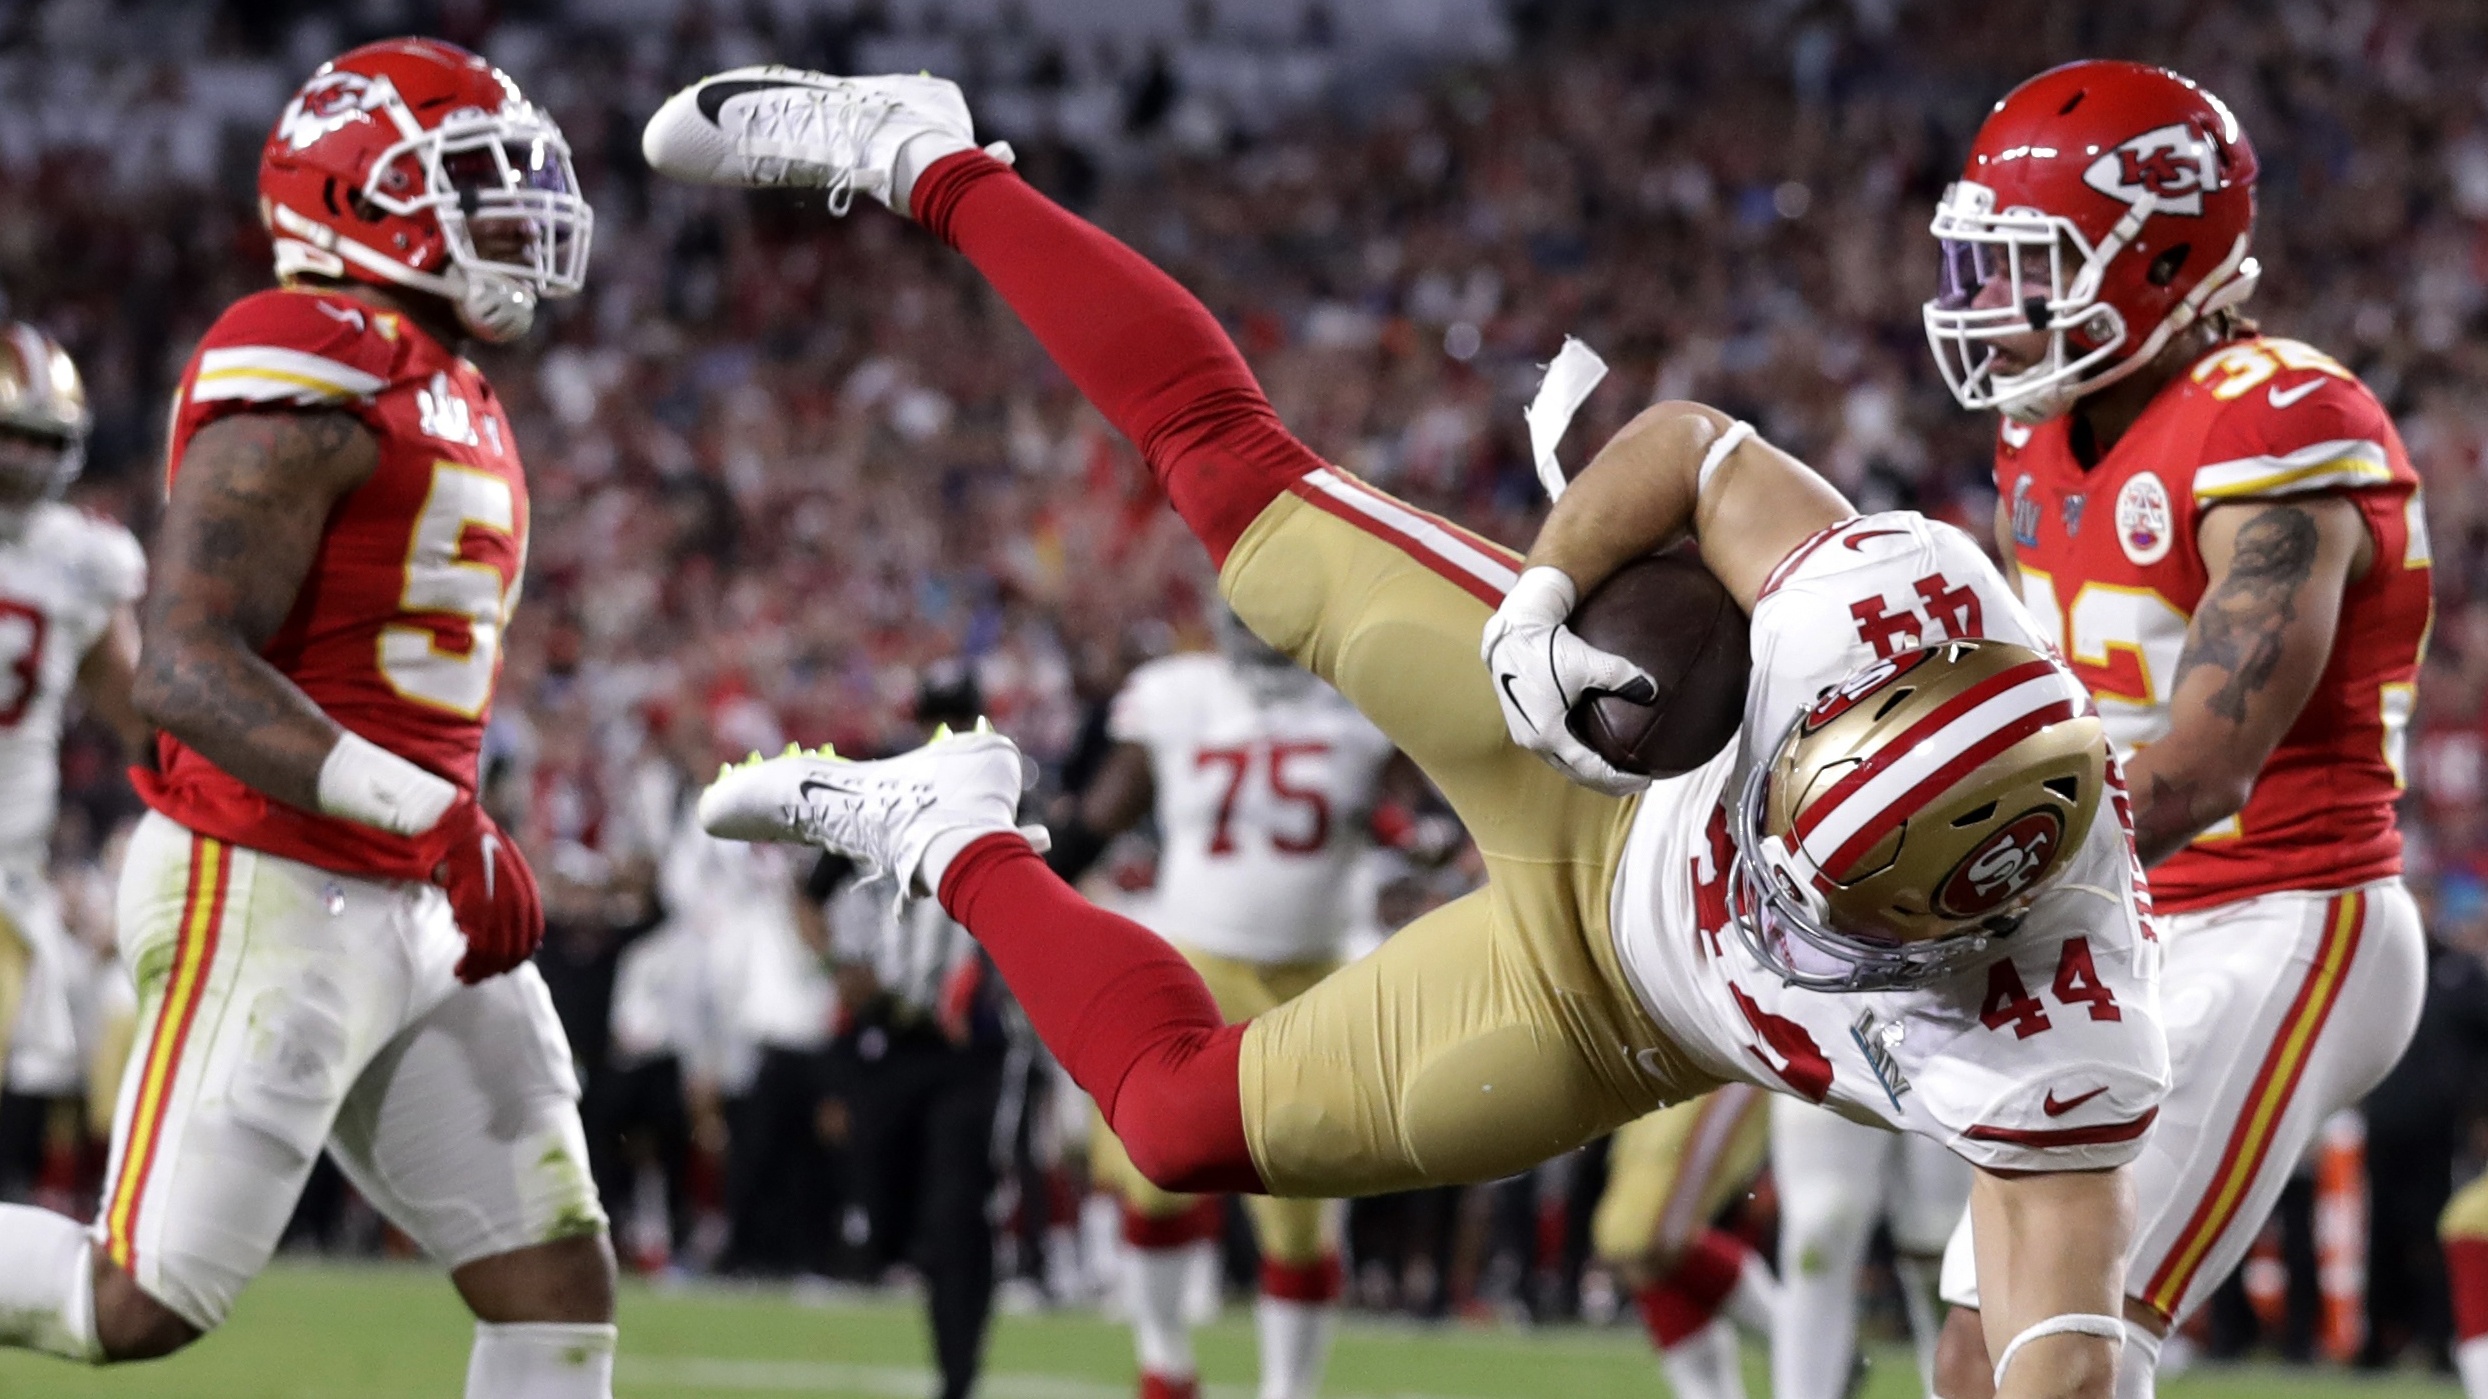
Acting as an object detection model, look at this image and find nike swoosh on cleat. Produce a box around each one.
[697,78,811,124]
[2042,1085,2108,1116]
[797,776,860,802]
[2267,378,2324,409]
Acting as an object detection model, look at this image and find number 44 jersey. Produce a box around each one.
[1998,335,2430,913]
[1612,514,2170,1175]
[138,287,526,880]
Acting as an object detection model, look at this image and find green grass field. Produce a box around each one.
[0,1260,2457,1398]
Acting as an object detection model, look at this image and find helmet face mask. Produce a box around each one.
[1726,640,2108,993]
[261,39,592,343]
[1922,61,2260,425]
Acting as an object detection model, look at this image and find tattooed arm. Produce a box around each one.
[131,409,380,811]
[2122,497,2371,867]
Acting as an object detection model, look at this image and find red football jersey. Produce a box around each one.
[137,287,528,880]
[1997,335,2431,912]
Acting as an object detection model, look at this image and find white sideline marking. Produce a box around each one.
[616,1355,1472,1399]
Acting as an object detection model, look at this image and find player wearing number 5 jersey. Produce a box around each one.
[1064,624,1399,1399]
[1923,61,2430,1399]
[0,38,618,1399]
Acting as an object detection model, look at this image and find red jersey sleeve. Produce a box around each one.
[2188,341,2402,507]
[179,288,407,438]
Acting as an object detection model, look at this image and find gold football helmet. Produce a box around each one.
[0,323,91,514]
[1731,638,2108,991]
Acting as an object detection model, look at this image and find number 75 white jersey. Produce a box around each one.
[0,501,144,865]
[1109,653,1397,965]
[1611,513,2170,1175]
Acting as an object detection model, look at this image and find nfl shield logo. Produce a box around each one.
[2061,493,2086,538]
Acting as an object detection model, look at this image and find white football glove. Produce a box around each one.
[1480,566,1657,796]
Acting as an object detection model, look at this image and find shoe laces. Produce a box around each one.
[731,83,896,215]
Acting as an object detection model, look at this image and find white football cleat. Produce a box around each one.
[641,66,1009,216]
[697,726,1041,894]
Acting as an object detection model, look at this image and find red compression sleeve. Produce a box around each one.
[938,833,1263,1193]
[910,151,1321,564]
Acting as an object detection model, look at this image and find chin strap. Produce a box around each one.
[1993,1312,2125,1391]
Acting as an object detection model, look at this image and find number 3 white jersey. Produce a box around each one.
[0,501,144,866]
[1611,513,2170,1174]
[1109,653,1396,965]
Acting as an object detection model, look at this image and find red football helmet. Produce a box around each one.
[1924,60,2259,424]
[258,37,591,343]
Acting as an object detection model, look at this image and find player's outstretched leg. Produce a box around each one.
[645,72,1310,569]
[701,733,1263,1194]
[2444,1173,2488,1398]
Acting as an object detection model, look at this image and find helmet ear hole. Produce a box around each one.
[2042,775,2081,802]
[2147,243,2191,287]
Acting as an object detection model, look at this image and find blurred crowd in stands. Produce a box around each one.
[6,0,2488,1373]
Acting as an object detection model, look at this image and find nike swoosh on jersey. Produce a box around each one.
[1843,529,1909,551]
[2267,378,2325,409]
[2042,1085,2109,1116]
[697,78,810,124]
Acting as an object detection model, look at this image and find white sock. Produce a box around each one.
[1255,1295,1336,1399]
[2458,1335,2488,1399]
[465,1321,617,1399]
[1183,1237,1222,1325]
[1894,1255,1944,1394]
[1721,1245,1777,1339]
[1658,1316,1747,1399]
[0,1206,100,1362]
[2113,1322,2160,1399]
[1127,1245,1196,1380]
[1771,1247,1861,1399]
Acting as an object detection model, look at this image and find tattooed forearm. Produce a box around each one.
[131,409,379,812]
[2129,772,2236,869]
[2165,506,2319,723]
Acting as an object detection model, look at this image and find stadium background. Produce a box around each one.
[2,0,2487,1394]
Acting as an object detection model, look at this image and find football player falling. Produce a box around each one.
[654,69,2166,1399]
[0,39,620,1398]
[1061,613,1401,1399]
[1922,60,2431,1399]
[0,327,149,1088]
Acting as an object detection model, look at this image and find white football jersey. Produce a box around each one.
[0,503,144,865]
[1110,653,1397,965]
[1611,512,2169,1174]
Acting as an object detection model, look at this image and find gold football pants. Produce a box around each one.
[1093,945,1342,1264]
[1221,479,1719,1198]
[1592,1086,1771,1269]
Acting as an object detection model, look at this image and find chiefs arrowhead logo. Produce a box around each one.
[277,71,399,152]
[2083,124,2219,215]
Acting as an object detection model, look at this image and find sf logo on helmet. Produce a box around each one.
[2082,124,2220,215]
[277,71,397,153]
[1936,809,2065,918]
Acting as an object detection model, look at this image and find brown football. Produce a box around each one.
[1564,546,1752,778]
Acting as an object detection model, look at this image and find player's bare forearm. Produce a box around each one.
[75,602,150,758]
[1970,1165,2133,1399]
[132,409,381,812]
[1524,400,1851,611]
[2124,498,2364,866]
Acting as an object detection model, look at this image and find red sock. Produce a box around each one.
[910,151,1323,565]
[2452,1238,2488,1340]
[1635,1229,1745,1349]
[1261,1254,1344,1305]
[1140,1374,1199,1399]
[940,834,1262,1192]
